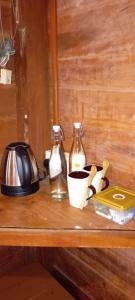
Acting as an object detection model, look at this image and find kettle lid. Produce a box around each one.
[6,142,29,150]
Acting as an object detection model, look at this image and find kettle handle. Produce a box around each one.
[16,147,32,187]
[38,168,46,181]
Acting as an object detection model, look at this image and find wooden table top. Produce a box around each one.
[0,179,134,248]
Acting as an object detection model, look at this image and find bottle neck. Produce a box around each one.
[52,135,61,148]
[70,125,85,154]
[73,127,82,139]
[52,128,63,145]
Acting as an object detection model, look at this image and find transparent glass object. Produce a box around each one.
[69,122,86,172]
[49,125,67,200]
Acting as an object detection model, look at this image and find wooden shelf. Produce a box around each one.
[0,179,135,248]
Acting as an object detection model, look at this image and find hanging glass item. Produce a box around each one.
[0,6,15,67]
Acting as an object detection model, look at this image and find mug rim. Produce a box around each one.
[68,170,89,179]
[83,165,102,172]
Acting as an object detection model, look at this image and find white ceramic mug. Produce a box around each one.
[83,165,109,197]
[67,171,90,208]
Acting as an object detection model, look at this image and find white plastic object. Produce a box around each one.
[93,201,135,225]
[74,122,81,128]
[0,68,12,84]
[53,125,60,132]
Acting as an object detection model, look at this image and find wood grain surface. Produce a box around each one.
[0,0,17,161]
[57,0,135,190]
[0,263,74,300]
[49,0,59,124]
[40,247,135,300]
[0,1,135,298]
[39,1,135,299]
[0,245,38,281]
[15,0,51,165]
[0,180,134,247]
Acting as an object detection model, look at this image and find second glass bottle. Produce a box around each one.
[49,125,67,200]
[69,122,86,172]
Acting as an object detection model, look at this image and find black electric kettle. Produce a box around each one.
[0,142,44,196]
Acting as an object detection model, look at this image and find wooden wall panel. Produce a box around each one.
[0,0,17,161]
[15,0,51,165]
[0,0,12,37]
[0,246,35,277]
[57,0,135,190]
[39,247,135,300]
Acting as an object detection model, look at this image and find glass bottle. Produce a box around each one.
[69,122,86,172]
[49,125,67,200]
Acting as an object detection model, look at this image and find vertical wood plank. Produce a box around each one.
[15,0,51,164]
[49,0,59,124]
[0,0,17,161]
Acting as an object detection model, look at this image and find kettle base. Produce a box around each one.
[1,181,39,197]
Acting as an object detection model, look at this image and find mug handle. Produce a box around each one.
[86,177,109,201]
[102,176,109,190]
[86,184,96,201]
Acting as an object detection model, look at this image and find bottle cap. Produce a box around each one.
[74,122,81,128]
[52,125,60,132]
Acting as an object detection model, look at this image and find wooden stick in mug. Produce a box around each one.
[97,159,109,193]
[80,165,97,210]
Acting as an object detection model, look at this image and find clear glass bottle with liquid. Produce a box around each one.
[49,125,67,200]
[69,122,86,172]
